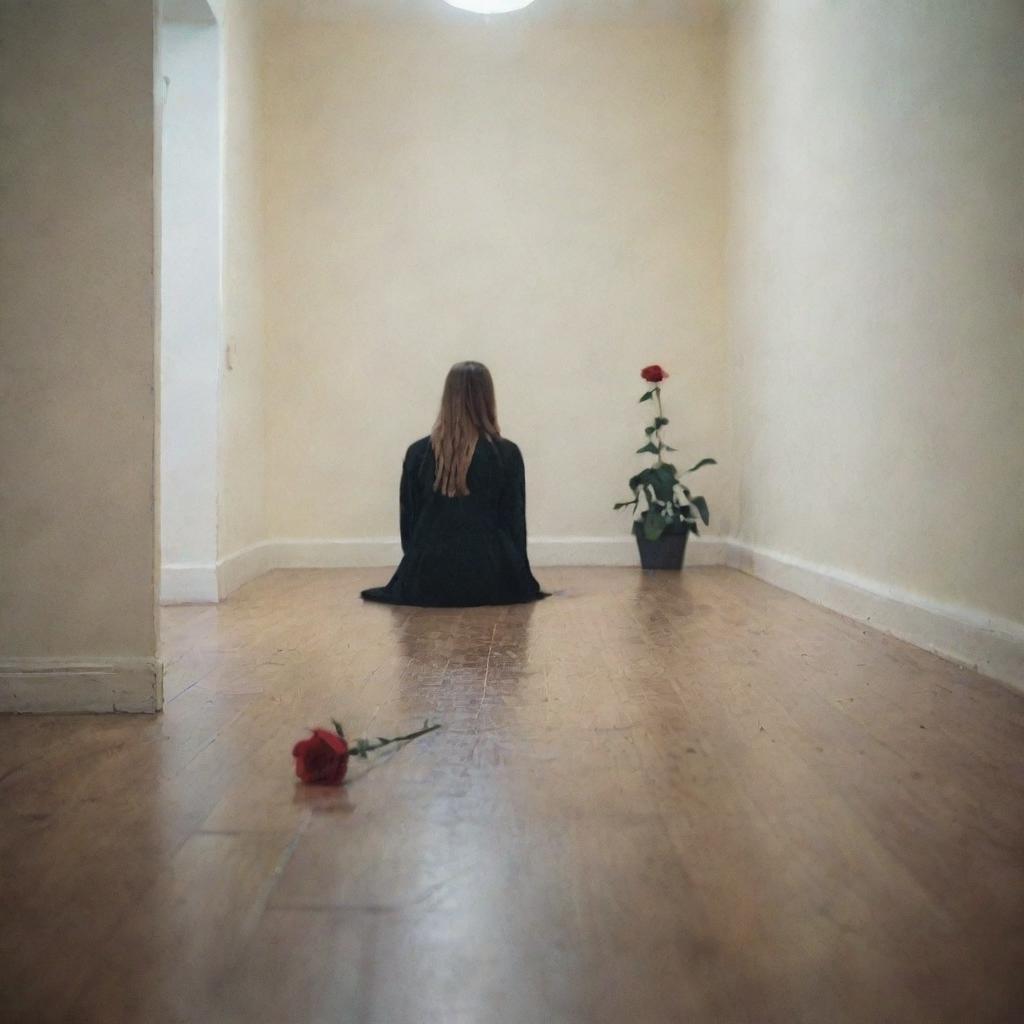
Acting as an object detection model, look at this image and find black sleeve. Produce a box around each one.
[399,446,420,555]
[500,443,529,557]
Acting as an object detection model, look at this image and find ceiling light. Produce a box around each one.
[442,0,538,13]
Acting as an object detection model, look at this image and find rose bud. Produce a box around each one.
[641,364,668,383]
[292,728,350,785]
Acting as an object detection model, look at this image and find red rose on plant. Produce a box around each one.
[641,364,668,383]
[292,728,350,785]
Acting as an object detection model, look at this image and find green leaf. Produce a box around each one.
[636,442,660,455]
[685,457,717,474]
[642,509,667,542]
[654,417,669,428]
[648,465,678,502]
[613,501,637,510]
[663,445,677,452]
[644,425,656,436]
[331,718,345,738]
[690,495,710,526]
[639,390,655,403]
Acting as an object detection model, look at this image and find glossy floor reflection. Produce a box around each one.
[1,567,1022,1023]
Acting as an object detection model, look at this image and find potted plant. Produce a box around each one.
[614,365,716,570]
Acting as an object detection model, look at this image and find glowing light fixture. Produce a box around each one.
[442,0,538,13]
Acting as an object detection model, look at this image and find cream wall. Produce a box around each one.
[219,0,268,573]
[260,3,735,552]
[728,2,1024,631]
[0,0,160,710]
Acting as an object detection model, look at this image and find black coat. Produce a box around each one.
[360,436,547,607]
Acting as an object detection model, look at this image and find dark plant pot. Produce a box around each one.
[633,524,689,571]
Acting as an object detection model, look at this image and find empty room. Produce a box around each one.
[1,1,1022,1021]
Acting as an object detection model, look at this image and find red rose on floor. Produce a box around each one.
[292,728,350,785]
[641,364,668,383]
[291,718,441,786]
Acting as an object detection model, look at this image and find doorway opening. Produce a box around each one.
[158,0,222,605]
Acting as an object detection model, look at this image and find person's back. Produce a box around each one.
[361,362,546,608]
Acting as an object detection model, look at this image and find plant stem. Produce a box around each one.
[654,386,664,467]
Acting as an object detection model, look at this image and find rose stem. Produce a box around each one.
[654,385,664,468]
[361,722,442,753]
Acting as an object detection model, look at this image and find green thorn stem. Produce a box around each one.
[354,722,442,756]
[654,386,664,467]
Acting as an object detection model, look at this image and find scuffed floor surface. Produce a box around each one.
[1,567,1022,1023]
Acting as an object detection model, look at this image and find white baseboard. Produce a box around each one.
[528,534,726,567]
[217,541,275,600]
[271,537,404,569]
[0,657,163,713]
[160,544,275,605]
[184,534,728,601]
[257,534,726,571]
[725,541,1024,692]
[160,563,219,604]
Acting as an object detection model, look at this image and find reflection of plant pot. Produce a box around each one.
[633,523,689,571]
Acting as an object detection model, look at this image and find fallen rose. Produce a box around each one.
[292,718,441,786]
[292,728,350,785]
[641,364,668,383]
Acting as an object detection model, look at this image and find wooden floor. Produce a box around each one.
[1,567,1022,1024]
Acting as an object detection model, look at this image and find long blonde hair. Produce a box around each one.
[430,361,500,497]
